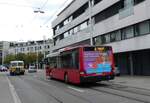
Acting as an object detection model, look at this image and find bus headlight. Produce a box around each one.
[80,72,85,75]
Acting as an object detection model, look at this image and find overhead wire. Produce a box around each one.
[40,0,49,10]
[0,2,37,8]
[30,0,49,24]
[43,0,72,25]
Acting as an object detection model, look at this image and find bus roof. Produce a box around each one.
[59,45,111,52]
[46,45,112,58]
[10,61,24,63]
[46,52,60,58]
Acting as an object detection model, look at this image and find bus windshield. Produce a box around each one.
[10,61,24,67]
[83,47,113,74]
[18,63,24,66]
[11,63,17,66]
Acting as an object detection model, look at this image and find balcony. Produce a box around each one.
[119,6,134,19]
[52,27,91,50]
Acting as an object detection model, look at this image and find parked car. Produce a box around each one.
[0,66,8,72]
[114,66,120,76]
[28,66,37,73]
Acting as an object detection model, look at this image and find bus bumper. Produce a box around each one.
[80,75,115,83]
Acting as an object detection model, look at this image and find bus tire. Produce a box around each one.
[48,75,52,80]
[22,72,25,75]
[64,74,69,83]
[49,72,53,79]
[10,72,13,76]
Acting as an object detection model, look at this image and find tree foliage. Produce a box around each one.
[4,53,44,67]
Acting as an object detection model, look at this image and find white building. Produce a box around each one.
[0,41,10,65]
[9,39,53,56]
[52,0,150,75]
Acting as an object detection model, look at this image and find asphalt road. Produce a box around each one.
[6,71,150,103]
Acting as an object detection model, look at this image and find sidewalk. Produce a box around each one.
[35,70,150,90]
[112,76,150,90]
[0,73,14,103]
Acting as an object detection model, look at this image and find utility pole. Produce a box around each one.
[2,47,4,65]
[89,0,94,46]
[36,42,39,70]
[43,35,46,69]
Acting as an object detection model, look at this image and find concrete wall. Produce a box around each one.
[52,0,150,52]
[52,0,89,28]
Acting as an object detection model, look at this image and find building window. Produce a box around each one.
[123,0,134,8]
[68,16,72,22]
[110,30,122,42]
[101,33,110,44]
[115,30,122,41]
[94,36,102,45]
[93,0,102,5]
[35,47,37,50]
[134,0,145,5]
[59,34,64,40]
[30,47,33,51]
[122,26,134,39]
[64,19,69,25]
[72,3,88,19]
[138,21,150,35]
[64,32,69,38]
[94,1,120,24]
[110,32,116,42]
[64,16,72,25]
[80,21,88,31]
[59,22,64,28]
[69,29,74,35]
[74,26,78,34]
[22,48,25,52]
[93,20,150,45]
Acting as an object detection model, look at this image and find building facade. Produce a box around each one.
[0,41,10,65]
[52,0,150,75]
[9,39,53,56]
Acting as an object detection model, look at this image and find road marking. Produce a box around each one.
[6,77,22,103]
[68,86,84,93]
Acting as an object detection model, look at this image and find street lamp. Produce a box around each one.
[36,42,39,70]
[34,8,45,14]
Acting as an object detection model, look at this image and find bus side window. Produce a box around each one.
[72,50,79,69]
[49,57,57,68]
[61,53,72,68]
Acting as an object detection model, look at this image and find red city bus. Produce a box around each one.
[45,46,115,84]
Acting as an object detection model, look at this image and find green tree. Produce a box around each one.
[15,53,26,61]
[4,54,16,64]
[4,52,44,68]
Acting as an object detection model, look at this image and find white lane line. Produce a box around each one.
[6,77,22,103]
[68,86,84,93]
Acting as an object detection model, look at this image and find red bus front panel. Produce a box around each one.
[80,46,115,82]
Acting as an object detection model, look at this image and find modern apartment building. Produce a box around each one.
[9,39,53,56]
[52,0,150,75]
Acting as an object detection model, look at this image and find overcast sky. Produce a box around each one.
[0,0,73,42]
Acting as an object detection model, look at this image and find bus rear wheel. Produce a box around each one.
[64,74,69,83]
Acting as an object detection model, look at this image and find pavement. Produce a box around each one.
[0,72,15,103]
[112,76,150,90]
[1,70,150,103]
[36,69,150,90]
